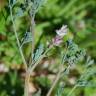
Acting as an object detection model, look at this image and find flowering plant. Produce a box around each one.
[8,0,95,96]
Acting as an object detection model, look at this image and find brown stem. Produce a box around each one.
[24,70,31,96]
[30,15,35,52]
[28,13,35,65]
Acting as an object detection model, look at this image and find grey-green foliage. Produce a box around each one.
[65,39,86,65]
[9,0,17,7]
[76,56,95,87]
[33,44,44,62]
[21,32,33,47]
[9,0,24,21]
[15,8,24,18]
[78,81,96,88]
[85,56,94,67]
[77,67,96,87]
[30,0,47,16]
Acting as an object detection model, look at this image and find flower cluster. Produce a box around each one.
[52,25,68,46]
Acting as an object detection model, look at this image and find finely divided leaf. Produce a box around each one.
[33,44,44,62]
[21,32,32,47]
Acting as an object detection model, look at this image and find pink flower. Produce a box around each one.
[52,35,63,46]
[56,25,68,37]
[52,25,68,46]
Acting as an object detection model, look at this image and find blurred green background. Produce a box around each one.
[0,0,96,96]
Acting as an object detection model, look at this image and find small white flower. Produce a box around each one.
[56,25,68,37]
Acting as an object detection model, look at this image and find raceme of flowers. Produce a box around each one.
[52,25,68,46]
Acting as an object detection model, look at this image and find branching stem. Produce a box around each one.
[9,3,27,70]
[29,46,53,74]
[9,1,28,96]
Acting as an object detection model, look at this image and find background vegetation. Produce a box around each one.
[0,0,96,96]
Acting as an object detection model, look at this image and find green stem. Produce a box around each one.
[67,85,78,96]
[9,2,28,96]
[46,50,69,96]
[46,65,63,96]
[9,4,27,70]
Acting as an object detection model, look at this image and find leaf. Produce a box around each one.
[77,67,96,88]
[21,32,33,47]
[31,0,47,15]
[15,8,24,18]
[79,68,95,81]
[77,81,96,88]
[77,81,88,87]
[9,0,17,7]
[86,56,94,67]
[65,40,86,66]
[33,44,44,62]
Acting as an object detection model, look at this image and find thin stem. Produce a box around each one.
[9,4,27,70]
[28,3,36,65]
[46,65,63,96]
[28,14,35,65]
[46,65,71,96]
[30,15,35,52]
[46,50,69,96]
[67,85,78,96]
[9,2,28,96]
